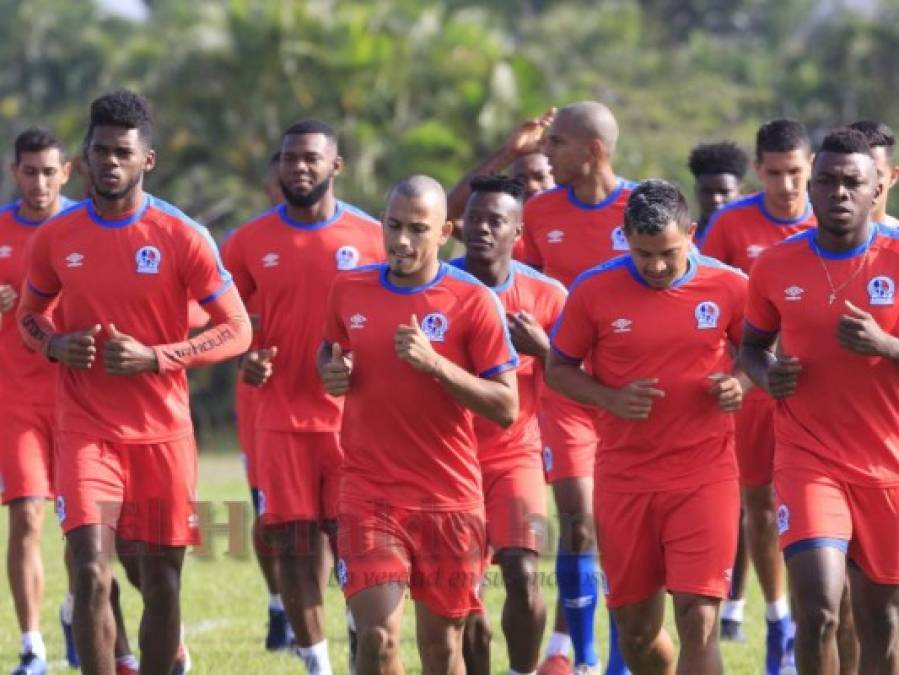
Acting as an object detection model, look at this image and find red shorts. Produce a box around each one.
[734,392,775,487]
[337,500,487,618]
[774,467,899,584]
[0,405,55,504]
[539,390,597,483]
[595,480,740,608]
[54,433,199,546]
[482,456,548,556]
[235,384,259,487]
[256,430,342,526]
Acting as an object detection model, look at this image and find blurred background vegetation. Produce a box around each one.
[2,0,897,439]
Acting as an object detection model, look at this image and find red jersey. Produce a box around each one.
[0,199,73,406]
[522,179,635,288]
[449,258,567,467]
[324,262,519,510]
[22,196,233,442]
[551,253,746,491]
[745,224,899,486]
[224,202,384,432]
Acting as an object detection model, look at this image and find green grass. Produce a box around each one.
[0,442,768,673]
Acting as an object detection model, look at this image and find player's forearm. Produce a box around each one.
[738,343,776,392]
[16,300,56,357]
[545,360,615,410]
[432,355,519,428]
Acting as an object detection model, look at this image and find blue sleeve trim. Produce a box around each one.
[27,281,57,299]
[744,320,778,337]
[198,278,234,305]
[479,357,520,379]
[550,343,583,364]
[784,537,849,560]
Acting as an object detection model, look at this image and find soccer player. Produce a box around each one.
[700,119,815,672]
[223,119,384,675]
[688,141,749,240]
[0,127,71,675]
[16,89,251,675]
[320,175,518,674]
[849,120,899,228]
[521,100,633,675]
[740,127,899,675]
[451,175,567,675]
[547,179,746,675]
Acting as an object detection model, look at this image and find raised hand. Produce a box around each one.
[319,342,352,396]
[49,324,102,369]
[242,347,278,387]
[395,314,441,374]
[604,378,665,420]
[103,323,158,375]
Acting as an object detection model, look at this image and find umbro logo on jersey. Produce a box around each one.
[746,244,765,258]
[0,245,11,258]
[349,313,367,329]
[868,276,895,306]
[547,229,564,244]
[611,318,632,333]
[784,285,804,301]
[611,226,629,251]
[65,252,84,268]
[261,252,279,268]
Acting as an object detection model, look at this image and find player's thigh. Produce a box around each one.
[611,588,667,650]
[349,582,407,641]
[415,600,467,667]
[847,562,899,645]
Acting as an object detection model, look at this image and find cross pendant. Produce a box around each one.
[828,292,836,304]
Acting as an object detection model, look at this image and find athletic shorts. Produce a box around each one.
[482,456,547,557]
[539,390,598,483]
[235,384,259,487]
[595,479,740,608]
[255,430,342,526]
[775,466,899,584]
[54,432,199,546]
[0,405,55,504]
[734,391,775,487]
[337,500,486,619]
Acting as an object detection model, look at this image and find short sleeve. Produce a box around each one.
[23,225,60,299]
[322,277,350,351]
[522,202,544,269]
[745,259,780,335]
[699,213,729,262]
[726,272,748,347]
[182,223,233,305]
[220,231,256,301]
[467,288,519,378]
[550,279,596,363]
[539,281,568,332]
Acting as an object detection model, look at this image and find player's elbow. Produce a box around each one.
[233,314,252,354]
[544,360,568,396]
[493,386,519,429]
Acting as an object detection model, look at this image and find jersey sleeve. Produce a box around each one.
[522,203,544,269]
[182,223,234,305]
[726,271,748,347]
[550,279,596,363]
[539,281,568,332]
[322,277,350,352]
[467,288,519,378]
[22,225,60,300]
[745,258,780,334]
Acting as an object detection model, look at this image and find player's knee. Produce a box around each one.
[419,632,457,670]
[744,485,776,521]
[618,620,661,657]
[499,551,540,607]
[559,518,593,553]
[358,625,398,665]
[10,499,44,537]
[464,613,492,653]
[140,562,182,606]
[796,599,840,642]
[74,560,112,605]
[674,598,718,646]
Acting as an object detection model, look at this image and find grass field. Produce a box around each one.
[0,443,770,673]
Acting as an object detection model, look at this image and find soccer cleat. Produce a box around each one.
[720,617,747,642]
[265,607,291,651]
[537,654,573,675]
[765,617,796,675]
[171,641,192,675]
[11,653,48,675]
[60,605,80,668]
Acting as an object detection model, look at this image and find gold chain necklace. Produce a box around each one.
[812,237,869,304]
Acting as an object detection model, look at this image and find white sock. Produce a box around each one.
[766,597,790,622]
[722,599,746,623]
[545,631,571,658]
[298,640,332,675]
[269,594,284,611]
[346,607,356,632]
[61,593,75,624]
[116,654,139,668]
[510,670,537,675]
[22,631,46,660]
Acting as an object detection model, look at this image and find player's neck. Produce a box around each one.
[284,192,337,224]
[570,167,618,205]
[464,254,511,289]
[872,203,887,223]
[763,193,806,221]
[388,257,441,289]
[16,197,59,223]
[93,186,145,218]
[814,221,873,253]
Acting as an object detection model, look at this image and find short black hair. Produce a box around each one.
[269,151,281,165]
[756,118,810,160]
[623,179,692,235]
[849,120,895,157]
[688,142,749,179]
[86,89,154,147]
[469,175,525,202]
[14,127,65,164]
[818,128,872,157]
[283,119,337,145]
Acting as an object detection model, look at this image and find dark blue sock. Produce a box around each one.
[605,608,630,675]
[556,550,599,667]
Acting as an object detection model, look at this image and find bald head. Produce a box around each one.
[557,101,619,155]
[387,174,447,222]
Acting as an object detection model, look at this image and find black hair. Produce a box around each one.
[269,151,281,165]
[283,119,337,145]
[14,127,65,164]
[688,142,749,179]
[469,175,525,202]
[755,118,810,160]
[86,89,154,147]
[849,120,895,157]
[623,179,692,235]
[818,128,873,156]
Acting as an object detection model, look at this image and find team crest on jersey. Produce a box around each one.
[55,496,66,524]
[65,252,84,268]
[695,301,720,329]
[746,244,765,259]
[135,245,162,274]
[336,558,349,588]
[261,252,279,268]
[542,446,554,473]
[421,312,449,342]
[610,226,629,251]
[868,276,895,306]
[776,504,790,534]
[349,313,367,330]
[0,245,11,258]
[547,229,564,244]
[335,245,360,270]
